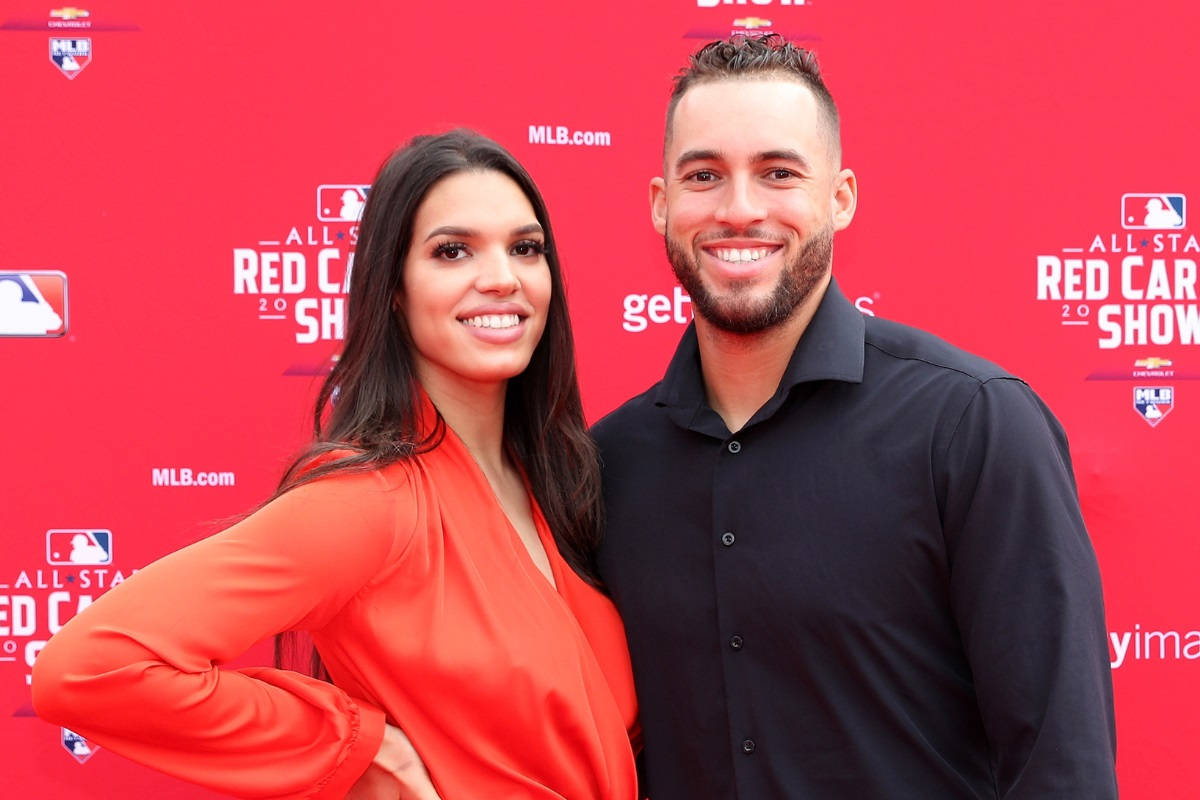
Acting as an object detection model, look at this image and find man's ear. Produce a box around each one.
[649,176,667,235]
[831,168,857,232]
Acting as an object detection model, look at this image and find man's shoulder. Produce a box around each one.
[591,383,664,448]
[863,314,1016,386]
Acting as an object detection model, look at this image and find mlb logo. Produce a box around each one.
[1133,386,1174,427]
[49,37,91,79]
[1121,193,1186,230]
[61,728,99,764]
[0,271,68,337]
[47,529,113,565]
[316,184,369,222]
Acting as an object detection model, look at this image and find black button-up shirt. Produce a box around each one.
[594,281,1117,799]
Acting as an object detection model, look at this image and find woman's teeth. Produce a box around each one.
[461,314,521,329]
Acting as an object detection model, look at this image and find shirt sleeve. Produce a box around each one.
[939,377,1118,798]
[31,467,417,799]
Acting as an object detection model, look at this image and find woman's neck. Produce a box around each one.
[417,367,509,477]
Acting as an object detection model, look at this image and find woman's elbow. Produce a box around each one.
[29,629,111,726]
[31,635,76,724]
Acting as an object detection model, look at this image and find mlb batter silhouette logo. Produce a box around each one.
[317,185,369,222]
[46,530,113,566]
[1121,193,1186,230]
[0,271,67,337]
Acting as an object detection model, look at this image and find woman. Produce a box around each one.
[32,130,639,800]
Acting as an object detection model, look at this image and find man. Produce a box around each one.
[593,35,1117,798]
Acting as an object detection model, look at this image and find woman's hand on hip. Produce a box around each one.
[346,723,443,800]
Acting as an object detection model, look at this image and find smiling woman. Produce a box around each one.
[401,169,553,393]
[30,130,641,800]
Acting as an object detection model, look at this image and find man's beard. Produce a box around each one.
[666,225,833,335]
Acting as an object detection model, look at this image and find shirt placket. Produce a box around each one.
[712,432,759,794]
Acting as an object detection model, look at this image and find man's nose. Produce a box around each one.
[714,177,766,229]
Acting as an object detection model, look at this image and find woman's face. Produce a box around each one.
[400,169,552,394]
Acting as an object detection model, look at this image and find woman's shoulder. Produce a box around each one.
[287,447,423,492]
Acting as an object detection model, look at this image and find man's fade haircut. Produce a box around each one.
[665,34,841,164]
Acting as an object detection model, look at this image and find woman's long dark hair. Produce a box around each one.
[274,130,603,677]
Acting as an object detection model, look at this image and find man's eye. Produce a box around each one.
[769,168,795,180]
[688,170,716,183]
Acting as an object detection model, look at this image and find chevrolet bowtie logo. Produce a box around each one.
[733,16,772,29]
[50,7,90,20]
[1134,357,1173,369]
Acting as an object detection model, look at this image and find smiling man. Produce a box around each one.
[593,35,1118,798]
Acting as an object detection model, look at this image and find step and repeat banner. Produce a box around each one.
[1,1,1195,797]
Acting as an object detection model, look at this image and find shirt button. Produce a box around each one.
[727,440,742,454]
[729,634,744,650]
[720,531,735,547]
[742,738,756,754]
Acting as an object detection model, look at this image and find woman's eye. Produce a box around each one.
[511,240,545,257]
[434,243,468,260]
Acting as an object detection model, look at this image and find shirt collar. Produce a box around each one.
[653,278,865,432]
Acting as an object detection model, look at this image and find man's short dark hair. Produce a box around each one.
[665,34,841,163]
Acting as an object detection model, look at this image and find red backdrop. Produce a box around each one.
[2,1,1196,796]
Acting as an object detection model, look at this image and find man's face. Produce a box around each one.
[651,78,856,334]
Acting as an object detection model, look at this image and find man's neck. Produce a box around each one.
[696,274,830,434]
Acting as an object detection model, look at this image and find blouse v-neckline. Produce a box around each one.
[439,417,563,596]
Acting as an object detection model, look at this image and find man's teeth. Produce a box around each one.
[713,247,772,263]
[461,314,521,329]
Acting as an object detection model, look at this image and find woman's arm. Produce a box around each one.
[32,468,415,800]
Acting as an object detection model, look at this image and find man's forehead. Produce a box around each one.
[673,146,813,170]
[666,78,828,166]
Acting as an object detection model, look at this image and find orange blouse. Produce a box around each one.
[32,419,639,799]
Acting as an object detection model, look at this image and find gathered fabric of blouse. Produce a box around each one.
[32,410,640,800]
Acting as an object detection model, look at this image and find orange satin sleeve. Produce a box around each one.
[32,468,411,798]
